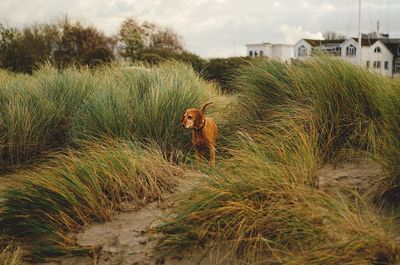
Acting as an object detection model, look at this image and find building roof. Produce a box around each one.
[303,39,323,47]
[303,39,345,47]
[303,38,396,47]
[380,38,400,44]
[380,39,400,55]
[350,38,380,46]
[245,42,292,47]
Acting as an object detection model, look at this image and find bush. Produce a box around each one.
[72,61,218,157]
[234,57,398,161]
[0,61,220,168]
[158,123,399,264]
[202,56,252,92]
[0,140,182,255]
[157,58,400,263]
[0,237,22,265]
[140,49,206,73]
[0,65,95,168]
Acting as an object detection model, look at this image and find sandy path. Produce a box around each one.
[40,171,215,265]
[68,162,384,265]
[318,162,382,195]
[77,175,199,265]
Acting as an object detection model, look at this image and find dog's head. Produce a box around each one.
[181,108,204,129]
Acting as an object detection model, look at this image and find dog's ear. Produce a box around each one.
[193,109,205,129]
[180,112,185,123]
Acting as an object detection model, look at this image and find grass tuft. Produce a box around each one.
[0,139,182,256]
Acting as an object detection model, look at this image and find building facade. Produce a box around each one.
[246,43,293,63]
[293,37,400,77]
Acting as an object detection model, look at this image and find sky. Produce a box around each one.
[1,0,400,58]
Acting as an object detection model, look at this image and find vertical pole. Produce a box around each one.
[358,0,362,66]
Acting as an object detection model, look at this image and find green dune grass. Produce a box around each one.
[0,139,182,256]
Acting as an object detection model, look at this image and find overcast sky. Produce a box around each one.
[1,0,400,57]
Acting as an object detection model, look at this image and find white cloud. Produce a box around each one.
[277,24,323,44]
[0,0,399,57]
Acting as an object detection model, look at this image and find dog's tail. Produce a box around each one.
[201,102,213,113]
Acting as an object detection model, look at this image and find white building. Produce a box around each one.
[246,43,293,63]
[293,37,400,77]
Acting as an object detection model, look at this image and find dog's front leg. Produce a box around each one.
[210,145,216,167]
[195,148,204,163]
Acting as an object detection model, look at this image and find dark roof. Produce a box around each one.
[304,38,390,47]
[303,39,344,47]
[380,38,400,44]
[303,39,322,47]
[350,38,379,46]
[381,39,400,55]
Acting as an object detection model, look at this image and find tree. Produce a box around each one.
[117,18,184,61]
[0,17,115,73]
[13,23,60,73]
[54,18,114,68]
[0,23,19,71]
[323,31,346,40]
[150,27,183,52]
[118,18,145,60]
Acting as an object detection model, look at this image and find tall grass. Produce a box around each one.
[0,61,219,169]
[0,237,22,265]
[0,139,182,256]
[72,62,217,155]
[372,78,400,202]
[0,65,97,168]
[233,57,400,202]
[158,58,400,263]
[234,58,396,161]
[158,123,399,264]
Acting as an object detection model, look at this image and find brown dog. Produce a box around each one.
[181,102,218,167]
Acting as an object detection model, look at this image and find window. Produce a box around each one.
[374,46,382,53]
[397,47,400,55]
[373,61,381,69]
[260,50,264,56]
[395,62,400,73]
[254,51,258,57]
[346,45,356,57]
[384,61,389,70]
[298,45,307,57]
[249,50,253,56]
[366,61,370,68]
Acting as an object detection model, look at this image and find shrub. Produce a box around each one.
[72,61,218,157]
[0,139,182,255]
[202,56,252,92]
[0,237,22,265]
[0,61,220,168]
[0,65,95,168]
[158,123,399,264]
[234,57,397,161]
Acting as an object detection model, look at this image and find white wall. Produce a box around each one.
[341,39,393,76]
[293,39,313,59]
[340,39,359,65]
[246,43,293,62]
[271,45,293,63]
[246,44,271,57]
[362,41,393,76]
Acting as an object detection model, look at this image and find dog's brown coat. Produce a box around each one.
[181,102,218,167]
